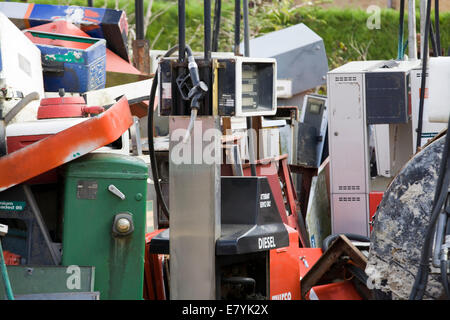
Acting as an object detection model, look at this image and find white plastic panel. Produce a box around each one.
[411,68,448,148]
[0,12,44,123]
[373,124,391,177]
[328,73,369,194]
[428,57,450,123]
[331,193,369,237]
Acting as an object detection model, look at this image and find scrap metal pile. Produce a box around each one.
[0,2,151,300]
[0,0,448,302]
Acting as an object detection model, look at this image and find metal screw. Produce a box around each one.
[116,218,131,233]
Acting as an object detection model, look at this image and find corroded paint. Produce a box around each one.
[366,136,445,300]
[45,50,84,64]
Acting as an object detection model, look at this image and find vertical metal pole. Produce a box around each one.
[178,0,186,62]
[234,0,241,56]
[416,0,432,152]
[242,0,257,176]
[420,0,428,59]
[135,0,145,40]
[87,0,94,7]
[397,0,405,59]
[408,0,418,60]
[204,0,212,61]
[212,0,222,52]
[435,0,441,56]
[243,0,250,57]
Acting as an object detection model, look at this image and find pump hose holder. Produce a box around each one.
[176,72,193,101]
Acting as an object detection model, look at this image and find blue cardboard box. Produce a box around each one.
[0,2,129,62]
[24,31,106,93]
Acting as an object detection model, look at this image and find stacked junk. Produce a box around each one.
[0,2,150,300]
[0,0,448,301]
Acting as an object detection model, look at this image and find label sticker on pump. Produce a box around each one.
[0,201,26,211]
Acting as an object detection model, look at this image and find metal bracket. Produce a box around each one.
[300,235,368,299]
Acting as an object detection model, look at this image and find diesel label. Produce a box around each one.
[258,236,276,249]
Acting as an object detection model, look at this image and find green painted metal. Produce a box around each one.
[61,153,148,300]
[0,266,95,300]
[0,240,14,300]
[29,31,99,44]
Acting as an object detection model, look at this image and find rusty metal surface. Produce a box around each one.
[0,97,133,192]
[132,39,151,75]
[300,235,367,299]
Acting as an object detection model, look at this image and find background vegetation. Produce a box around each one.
[12,0,450,69]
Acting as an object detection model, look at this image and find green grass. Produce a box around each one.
[6,0,450,68]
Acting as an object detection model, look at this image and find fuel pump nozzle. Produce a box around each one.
[182,52,208,144]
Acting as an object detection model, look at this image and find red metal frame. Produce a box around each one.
[369,191,384,232]
[269,225,301,300]
[144,229,166,300]
[307,281,362,300]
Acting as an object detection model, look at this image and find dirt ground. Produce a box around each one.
[296,0,450,11]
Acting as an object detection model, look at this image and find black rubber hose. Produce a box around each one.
[234,0,240,56]
[322,233,370,252]
[204,0,212,61]
[241,0,257,177]
[243,0,250,57]
[441,260,450,299]
[397,0,405,59]
[178,0,186,62]
[416,0,432,152]
[148,44,200,220]
[148,45,180,220]
[410,116,450,300]
[410,158,450,300]
[430,23,438,57]
[441,216,450,299]
[435,0,441,56]
[212,0,222,52]
[148,64,169,220]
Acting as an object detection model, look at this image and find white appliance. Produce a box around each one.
[0,12,44,123]
[327,60,419,236]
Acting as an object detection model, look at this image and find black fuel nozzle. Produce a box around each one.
[186,54,208,109]
[182,81,208,144]
[188,81,208,109]
[180,49,209,143]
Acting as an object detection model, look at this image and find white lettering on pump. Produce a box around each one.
[272,291,292,300]
[258,236,276,250]
[260,193,270,200]
[259,193,271,208]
